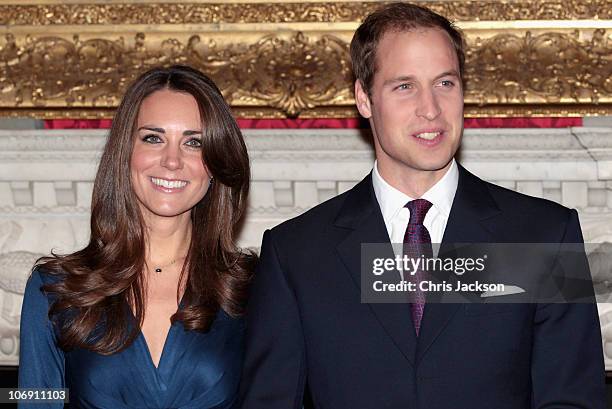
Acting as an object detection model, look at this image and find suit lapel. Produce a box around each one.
[333,167,504,366]
[335,175,418,366]
[416,165,502,364]
[440,165,501,244]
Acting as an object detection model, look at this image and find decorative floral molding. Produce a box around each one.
[0,1,609,118]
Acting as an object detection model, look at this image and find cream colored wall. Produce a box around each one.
[1,127,612,366]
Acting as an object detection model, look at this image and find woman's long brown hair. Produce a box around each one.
[36,65,255,354]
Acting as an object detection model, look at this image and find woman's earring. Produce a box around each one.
[209,177,214,185]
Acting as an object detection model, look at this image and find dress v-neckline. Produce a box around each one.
[127,300,181,373]
[140,322,175,371]
[128,293,186,372]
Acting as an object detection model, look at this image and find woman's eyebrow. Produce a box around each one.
[137,126,164,133]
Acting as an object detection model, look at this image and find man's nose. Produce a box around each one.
[415,89,441,121]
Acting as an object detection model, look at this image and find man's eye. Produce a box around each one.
[142,134,162,143]
[185,138,202,148]
[440,80,455,87]
[396,83,413,91]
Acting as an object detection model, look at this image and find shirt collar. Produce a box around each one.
[421,159,458,218]
[372,158,458,225]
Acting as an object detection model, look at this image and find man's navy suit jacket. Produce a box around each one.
[239,165,606,409]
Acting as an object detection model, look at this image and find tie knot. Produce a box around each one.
[405,199,432,225]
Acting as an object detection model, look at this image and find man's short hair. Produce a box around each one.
[350,2,465,96]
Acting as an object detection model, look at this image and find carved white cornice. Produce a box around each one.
[2,127,611,161]
[1,126,612,367]
[572,127,612,179]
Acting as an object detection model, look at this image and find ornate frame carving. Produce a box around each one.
[0,1,610,118]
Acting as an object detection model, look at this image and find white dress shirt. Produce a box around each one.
[372,159,459,247]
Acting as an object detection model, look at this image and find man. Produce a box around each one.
[239,3,605,408]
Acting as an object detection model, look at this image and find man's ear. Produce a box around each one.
[355,80,372,119]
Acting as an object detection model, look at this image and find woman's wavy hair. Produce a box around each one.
[36,65,255,354]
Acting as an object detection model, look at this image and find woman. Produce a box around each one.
[19,65,254,408]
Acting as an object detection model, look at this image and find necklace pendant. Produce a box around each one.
[155,268,162,273]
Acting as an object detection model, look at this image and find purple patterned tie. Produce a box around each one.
[403,199,433,336]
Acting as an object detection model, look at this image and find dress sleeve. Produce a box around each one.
[18,270,65,409]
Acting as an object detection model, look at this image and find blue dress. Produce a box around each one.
[18,270,244,409]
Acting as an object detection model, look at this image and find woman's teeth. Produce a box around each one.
[151,177,187,189]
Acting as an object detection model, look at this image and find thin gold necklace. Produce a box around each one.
[151,256,185,274]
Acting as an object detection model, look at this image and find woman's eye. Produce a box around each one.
[185,138,202,148]
[142,134,162,144]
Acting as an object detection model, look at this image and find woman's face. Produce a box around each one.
[130,89,211,221]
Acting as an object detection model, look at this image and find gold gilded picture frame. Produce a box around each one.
[0,0,610,119]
